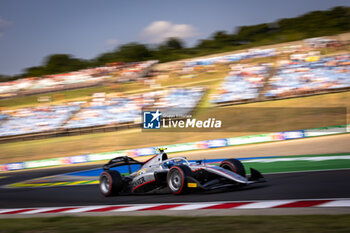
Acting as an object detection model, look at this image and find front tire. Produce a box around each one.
[167,165,192,194]
[220,159,246,177]
[99,170,123,197]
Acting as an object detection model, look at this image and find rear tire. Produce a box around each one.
[99,170,123,197]
[167,165,192,195]
[220,159,246,177]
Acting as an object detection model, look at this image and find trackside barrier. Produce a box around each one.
[0,124,348,172]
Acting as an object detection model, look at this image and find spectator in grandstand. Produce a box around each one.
[265,54,350,98]
[211,64,270,104]
[63,87,204,129]
[0,104,80,137]
[0,60,158,96]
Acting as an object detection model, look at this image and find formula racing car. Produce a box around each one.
[99,148,265,196]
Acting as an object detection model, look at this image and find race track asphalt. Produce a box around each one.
[0,134,349,209]
[1,167,349,208]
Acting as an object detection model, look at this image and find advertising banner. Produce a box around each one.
[227,133,274,146]
[134,147,156,157]
[6,162,25,171]
[88,151,127,162]
[207,139,228,148]
[282,130,305,140]
[69,155,88,164]
[195,141,209,150]
[0,164,8,172]
[304,125,347,137]
[24,159,62,169]
[166,143,198,153]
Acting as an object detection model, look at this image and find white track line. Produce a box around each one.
[318,200,350,207]
[234,200,294,209]
[113,205,157,212]
[170,203,222,210]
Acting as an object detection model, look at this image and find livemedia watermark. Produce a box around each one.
[141,107,346,132]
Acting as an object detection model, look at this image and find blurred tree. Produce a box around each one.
[45,54,90,74]
[117,43,152,62]
[23,54,91,77]
[0,74,8,79]
[164,37,184,50]
[23,66,47,77]
[95,52,120,64]
[236,24,271,42]
[196,39,220,50]
[213,31,231,44]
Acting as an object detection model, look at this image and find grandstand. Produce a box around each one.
[63,98,141,129]
[210,52,350,105]
[0,60,158,98]
[265,54,350,98]
[211,64,271,104]
[184,48,277,67]
[0,105,80,137]
[0,87,205,139]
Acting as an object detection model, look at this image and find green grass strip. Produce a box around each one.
[0,215,349,233]
[208,153,350,174]
[264,152,350,159]
[242,156,350,174]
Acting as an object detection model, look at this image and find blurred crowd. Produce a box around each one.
[0,105,80,136]
[183,48,276,68]
[0,60,158,97]
[0,87,204,136]
[211,64,271,103]
[266,54,350,98]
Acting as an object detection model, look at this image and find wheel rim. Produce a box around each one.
[100,175,110,194]
[169,170,182,192]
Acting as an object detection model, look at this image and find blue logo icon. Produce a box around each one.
[143,110,162,129]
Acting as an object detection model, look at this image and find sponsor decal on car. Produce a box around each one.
[133,177,146,186]
[187,183,198,188]
[137,168,147,176]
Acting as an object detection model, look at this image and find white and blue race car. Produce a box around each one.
[99,148,265,196]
